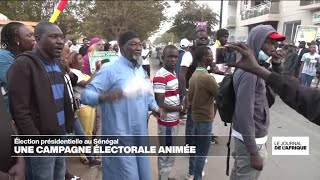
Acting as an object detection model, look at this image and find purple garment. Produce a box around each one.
[90,37,100,46]
[82,53,91,75]
[82,37,101,75]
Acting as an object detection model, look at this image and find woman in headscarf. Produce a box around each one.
[81,37,104,75]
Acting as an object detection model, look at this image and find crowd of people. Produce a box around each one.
[275,39,320,88]
[1,20,320,180]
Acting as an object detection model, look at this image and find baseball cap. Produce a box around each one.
[268,32,286,41]
[180,38,191,47]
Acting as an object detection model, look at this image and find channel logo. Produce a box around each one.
[272,136,309,155]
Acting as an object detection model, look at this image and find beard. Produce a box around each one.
[133,54,143,65]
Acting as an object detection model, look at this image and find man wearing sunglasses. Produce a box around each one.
[179,30,209,147]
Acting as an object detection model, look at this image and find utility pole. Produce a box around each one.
[201,8,204,21]
[219,0,223,29]
[171,34,174,45]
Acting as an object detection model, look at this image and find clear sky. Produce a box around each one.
[149,0,228,43]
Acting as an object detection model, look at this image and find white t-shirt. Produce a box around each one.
[180,51,193,67]
[64,74,73,107]
[141,48,150,65]
[301,52,320,76]
[70,68,88,99]
[70,45,81,53]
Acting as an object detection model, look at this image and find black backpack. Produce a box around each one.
[216,69,274,176]
[215,69,244,176]
[216,73,236,126]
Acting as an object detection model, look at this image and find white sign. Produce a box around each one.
[272,136,309,155]
[294,25,319,45]
[313,11,320,24]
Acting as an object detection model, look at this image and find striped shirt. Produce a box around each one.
[153,67,180,126]
[41,60,66,134]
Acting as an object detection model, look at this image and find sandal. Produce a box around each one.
[80,158,89,165]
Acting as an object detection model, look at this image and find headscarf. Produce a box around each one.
[82,37,101,75]
[90,37,100,46]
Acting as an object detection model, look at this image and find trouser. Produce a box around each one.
[188,121,212,179]
[77,106,96,137]
[73,117,94,161]
[25,157,66,180]
[300,73,314,87]
[185,106,194,145]
[230,138,267,180]
[93,106,102,136]
[157,124,179,180]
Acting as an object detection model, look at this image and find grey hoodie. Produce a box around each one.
[232,25,276,153]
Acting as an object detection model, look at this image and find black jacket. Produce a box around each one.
[0,93,15,172]
[283,52,299,76]
[7,50,74,135]
[267,72,320,124]
[298,48,309,62]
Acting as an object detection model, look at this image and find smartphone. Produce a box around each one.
[216,46,241,64]
[215,46,242,73]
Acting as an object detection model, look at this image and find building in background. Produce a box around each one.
[225,0,320,43]
[0,13,37,34]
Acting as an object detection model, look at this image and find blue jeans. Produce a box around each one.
[25,156,66,180]
[188,121,213,180]
[73,117,94,161]
[185,106,194,145]
[300,73,314,87]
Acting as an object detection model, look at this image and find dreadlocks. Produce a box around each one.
[0,22,24,49]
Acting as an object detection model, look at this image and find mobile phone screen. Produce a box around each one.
[215,47,239,64]
[215,47,241,73]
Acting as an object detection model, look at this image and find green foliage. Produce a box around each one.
[0,1,92,38]
[154,32,178,45]
[81,1,168,40]
[0,1,168,40]
[169,1,219,40]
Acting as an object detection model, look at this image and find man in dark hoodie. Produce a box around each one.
[7,22,74,180]
[231,24,285,180]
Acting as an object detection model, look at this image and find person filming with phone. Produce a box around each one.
[228,24,285,180]
[226,43,320,126]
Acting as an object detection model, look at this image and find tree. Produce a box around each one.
[0,1,44,21]
[81,1,168,40]
[168,1,219,40]
[0,1,89,37]
[154,31,178,45]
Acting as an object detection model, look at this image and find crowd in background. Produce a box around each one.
[0,20,320,180]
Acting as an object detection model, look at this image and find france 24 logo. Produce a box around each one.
[272,137,309,155]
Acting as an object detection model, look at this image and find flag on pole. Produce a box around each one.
[49,0,68,23]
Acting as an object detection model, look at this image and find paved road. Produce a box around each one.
[67,53,320,180]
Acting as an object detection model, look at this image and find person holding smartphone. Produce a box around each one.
[230,24,285,180]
